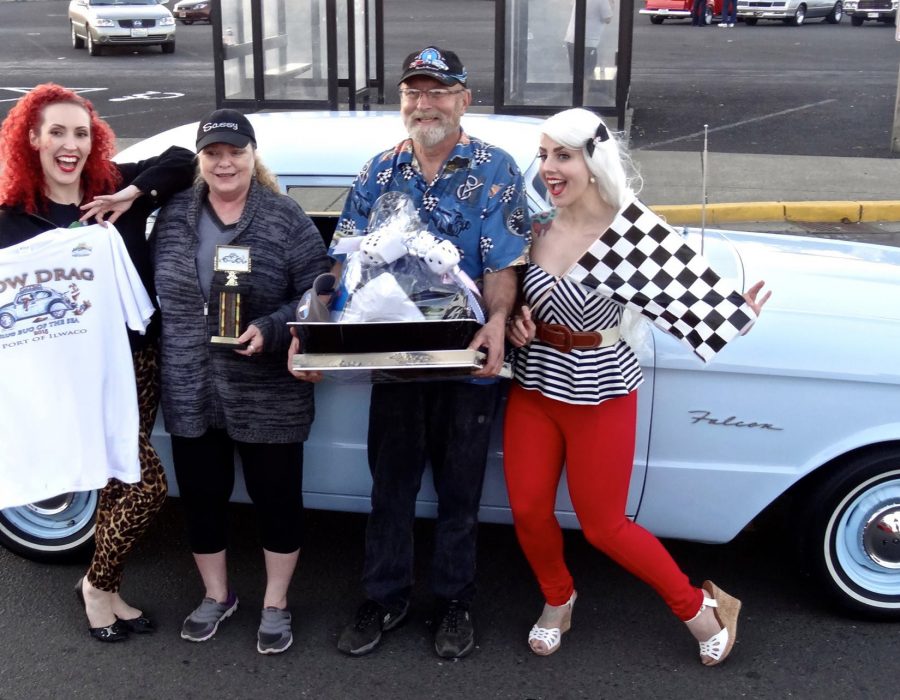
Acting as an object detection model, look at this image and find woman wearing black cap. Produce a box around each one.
[151,108,330,655]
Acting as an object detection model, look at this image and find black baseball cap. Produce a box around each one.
[398,47,468,87]
[195,108,256,152]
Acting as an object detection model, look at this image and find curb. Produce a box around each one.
[651,201,900,226]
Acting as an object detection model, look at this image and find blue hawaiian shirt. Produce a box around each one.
[331,131,531,284]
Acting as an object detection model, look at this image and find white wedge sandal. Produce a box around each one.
[527,590,577,656]
[694,580,742,666]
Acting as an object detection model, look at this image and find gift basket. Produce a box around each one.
[290,192,494,380]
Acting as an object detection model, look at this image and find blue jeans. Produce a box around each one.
[721,0,737,23]
[362,380,499,611]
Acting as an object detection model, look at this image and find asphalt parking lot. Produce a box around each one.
[1,3,899,699]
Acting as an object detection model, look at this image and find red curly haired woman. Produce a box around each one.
[0,84,194,643]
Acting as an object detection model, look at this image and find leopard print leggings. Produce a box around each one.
[86,346,168,592]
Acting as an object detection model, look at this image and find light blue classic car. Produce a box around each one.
[0,283,76,329]
[1,112,899,620]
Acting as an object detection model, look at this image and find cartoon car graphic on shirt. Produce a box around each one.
[0,284,76,329]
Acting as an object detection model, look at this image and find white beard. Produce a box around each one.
[408,121,453,148]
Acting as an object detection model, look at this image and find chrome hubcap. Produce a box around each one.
[25,494,75,517]
[863,504,900,569]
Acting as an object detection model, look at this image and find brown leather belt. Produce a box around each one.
[534,322,620,353]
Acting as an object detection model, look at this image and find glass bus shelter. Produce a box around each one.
[208,0,632,123]
[211,0,384,111]
[494,0,633,125]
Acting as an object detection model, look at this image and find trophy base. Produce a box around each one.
[210,335,246,346]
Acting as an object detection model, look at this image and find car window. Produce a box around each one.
[90,0,161,5]
[285,185,351,248]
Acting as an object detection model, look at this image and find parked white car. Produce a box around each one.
[737,0,844,24]
[69,0,176,56]
[843,0,897,24]
[1,112,899,621]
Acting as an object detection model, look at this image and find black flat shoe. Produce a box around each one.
[117,614,155,634]
[75,578,130,643]
[89,620,129,643]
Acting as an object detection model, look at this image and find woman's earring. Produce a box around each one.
[589,176,597,184]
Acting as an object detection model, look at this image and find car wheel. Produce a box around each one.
[162,41,176,54]
[704,5,714,23]
[0,312,13,329]
[790,3,807,24]
[744,16,758,24]
[802,449,900,619]
[71,22,85,49]
[850,14,865,24]
[48,300,68,319]
[650,15,665,23]
[182,19,194,25]
[87,28,102,56]
[0,491,98,563]
[825,0,842,22]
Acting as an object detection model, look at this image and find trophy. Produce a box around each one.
[210,244,251,346]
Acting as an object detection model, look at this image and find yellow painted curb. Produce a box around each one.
[859,201,900,222]
[651,205,702,225]
[651,200,900,225]
[784,201,861,223]
[708,202,785,224]
[651,203,787,225]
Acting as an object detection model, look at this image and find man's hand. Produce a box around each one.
[469,314,507,377]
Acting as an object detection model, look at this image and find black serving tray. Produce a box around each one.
[288,319,482,354]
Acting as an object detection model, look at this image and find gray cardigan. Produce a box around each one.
[152,180,330,443]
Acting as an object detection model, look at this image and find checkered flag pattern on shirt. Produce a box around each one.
[565,198,756,363]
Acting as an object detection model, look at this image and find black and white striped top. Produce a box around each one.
[514,264,643,406]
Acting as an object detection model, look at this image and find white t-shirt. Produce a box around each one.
[0,225,155,510]
[565,0,614,46]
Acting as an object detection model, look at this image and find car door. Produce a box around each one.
[69,0,89,34]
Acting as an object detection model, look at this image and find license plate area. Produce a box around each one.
[131,28,149,38]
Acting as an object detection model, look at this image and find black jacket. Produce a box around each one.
[0,145,196,350]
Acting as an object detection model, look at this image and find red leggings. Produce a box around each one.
[503,384,704,621]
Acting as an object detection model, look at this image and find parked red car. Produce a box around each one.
[172,0,210,25]
[640,0,723,23]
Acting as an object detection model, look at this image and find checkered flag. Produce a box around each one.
[566,198,756,363]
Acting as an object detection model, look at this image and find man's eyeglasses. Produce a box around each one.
[398,87,465,102]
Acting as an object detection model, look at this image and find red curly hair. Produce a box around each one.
[0,83,121,214]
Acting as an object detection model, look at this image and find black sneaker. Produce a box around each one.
[337,599,408,656]
[434,599,474,659]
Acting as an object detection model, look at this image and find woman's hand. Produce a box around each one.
[79,185,142,226]
[506,305,536,348]
[287,327,323,383]
[236,323,264,357]
[739,280,772,335]
[742,280,771,317]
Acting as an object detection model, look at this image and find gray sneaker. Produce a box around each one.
[257,606,293,655]
[180,591,238,642]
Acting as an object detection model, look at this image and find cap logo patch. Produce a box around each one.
[409,47,448,72]
[203,122,240,132]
